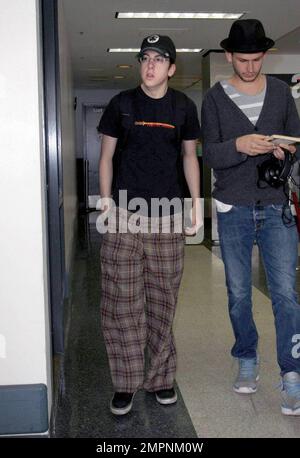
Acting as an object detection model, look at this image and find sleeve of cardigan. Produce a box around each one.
[201,91,248,170]
[284,86,300,160]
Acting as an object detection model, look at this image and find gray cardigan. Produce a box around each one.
[201,76,300,205]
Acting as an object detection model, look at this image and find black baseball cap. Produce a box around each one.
[137,34,176,62]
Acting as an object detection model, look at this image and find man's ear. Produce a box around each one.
[225,51,233,64]
[168,63,176,78]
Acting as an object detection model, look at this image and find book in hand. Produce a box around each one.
[269,134,300,145]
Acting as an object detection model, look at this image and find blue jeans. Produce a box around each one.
[217,204,300,374]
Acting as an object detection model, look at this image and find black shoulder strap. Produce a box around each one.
[171,89,188,144]
[119,88,136,113]
[173,88,188,111]
[117,89,136,150]
[112,90,136,190]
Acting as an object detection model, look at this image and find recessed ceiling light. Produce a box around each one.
[108,48,202,53]
[116,12,245,19]
[117,64,132,68]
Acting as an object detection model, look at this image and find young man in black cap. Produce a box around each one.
[98,34,202,415]
[202,19,300,415]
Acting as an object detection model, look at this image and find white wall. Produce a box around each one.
[0,0,51,406]
[58,2,77,274]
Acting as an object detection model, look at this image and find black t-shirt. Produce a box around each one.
[98,86,201,213]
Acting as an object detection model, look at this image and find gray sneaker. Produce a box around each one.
[233,356,259,394]
[281,371,300,416]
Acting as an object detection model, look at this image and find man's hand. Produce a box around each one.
[272,143,297,160]
[184,198,203,236]
[96,197,115,234]
[236,134,275,156]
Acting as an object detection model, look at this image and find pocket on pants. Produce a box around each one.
[215,199,233,213]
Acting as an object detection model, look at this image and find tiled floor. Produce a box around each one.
[53,216,300,438]
[175,245,300,438]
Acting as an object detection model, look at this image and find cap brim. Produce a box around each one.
[137,47,172,59]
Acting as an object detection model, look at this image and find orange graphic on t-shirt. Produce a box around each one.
[134,121,175,129]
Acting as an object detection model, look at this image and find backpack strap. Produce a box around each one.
[117,88,136,150]
[111,89,136,191]
[170,88,188,145]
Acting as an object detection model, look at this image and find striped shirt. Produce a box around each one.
[221,80,266,125]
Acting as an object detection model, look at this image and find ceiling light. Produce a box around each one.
[108,48,140,53]
[116,12,245,19]
[177,49,202,53]
[108,48,202,53]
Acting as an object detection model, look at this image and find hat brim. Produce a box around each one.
[220,37,275,53]
[137,47,174,61]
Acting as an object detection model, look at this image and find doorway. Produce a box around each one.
[83,105,105,210]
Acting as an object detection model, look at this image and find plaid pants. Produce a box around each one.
[100,212,185,392]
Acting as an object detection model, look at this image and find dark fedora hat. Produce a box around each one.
[220,19,275,53]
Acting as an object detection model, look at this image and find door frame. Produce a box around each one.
[41,0,65,354]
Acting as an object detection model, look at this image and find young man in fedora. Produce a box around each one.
[98,34,202,415]
[202,19,300,415]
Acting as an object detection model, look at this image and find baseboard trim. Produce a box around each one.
[0,384,48,435]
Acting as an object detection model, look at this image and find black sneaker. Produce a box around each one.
[110,392,135,415]
[155,388,177,405]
